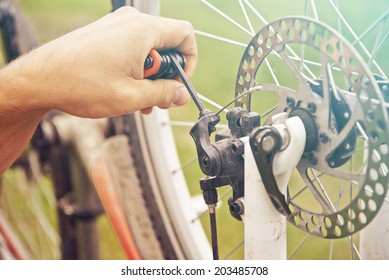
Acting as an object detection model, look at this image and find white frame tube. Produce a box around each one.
[243,116,306,259]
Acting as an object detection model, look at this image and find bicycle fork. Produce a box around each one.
[242,115,306,259]
[190,107,307,260]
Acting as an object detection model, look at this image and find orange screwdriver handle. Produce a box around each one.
[144,49,185,80]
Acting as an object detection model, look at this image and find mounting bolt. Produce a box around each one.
[261,135,276,152]
[307,102,317,113]
[229,199,245,218]
[319,132,329,143]
[286,96,296,107]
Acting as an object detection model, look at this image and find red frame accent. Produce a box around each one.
[91,154,142,260]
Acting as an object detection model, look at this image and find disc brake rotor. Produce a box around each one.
[235,17,389,238]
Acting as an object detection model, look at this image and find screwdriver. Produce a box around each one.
[144,49,206,114]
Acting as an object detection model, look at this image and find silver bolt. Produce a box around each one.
[261,135,276,152]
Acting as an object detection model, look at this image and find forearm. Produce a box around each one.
[0,59,48,175]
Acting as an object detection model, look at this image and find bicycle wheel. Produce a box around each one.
[118,0,389,259]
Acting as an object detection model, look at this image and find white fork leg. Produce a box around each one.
[360,200,389,259]
[360,139,389,259]
[242,116,306,259]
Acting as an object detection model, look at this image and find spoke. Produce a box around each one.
[348,236,362,259]
[349,10,389,71]
[290,172,324,201]
[329,239,334,259]
[328,0,388,79]
[368,13,388,67]
[222,239,244,260]
[265,57,280,86]
[288,233,310,259]
[340,145,368,161]
[316,164,364,185]
[287,55,325,69]
[163,121,227,129]
[348,157,355,260]
[261,104,280,119]
[353,10,389,45]
[198,93,229,113]
[200,0,254,36]
[331,180,354,207]
[243,0,269,30]
[238,0,255,35]
[253,83,296,122]
[369,32,389,68]
[278,49,316,101]
[334,0,342,35]
[172,157,197,175]
[194,30,247,47]
[216,84,263,116]
[243,0,317,79]
[297,166,334,213]
[311,168,336,213]
[310,0,319,21]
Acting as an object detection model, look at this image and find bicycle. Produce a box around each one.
[1,0,389,260]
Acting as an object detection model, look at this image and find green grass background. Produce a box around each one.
[1,0,388,259]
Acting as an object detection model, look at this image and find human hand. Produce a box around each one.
[6,6,197,118]
[0,6,197,174]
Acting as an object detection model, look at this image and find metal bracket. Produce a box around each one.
[249,126,291,216]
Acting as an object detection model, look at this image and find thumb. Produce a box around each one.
[138,79,190,109]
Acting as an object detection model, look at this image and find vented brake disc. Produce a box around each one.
[235,17,389,238]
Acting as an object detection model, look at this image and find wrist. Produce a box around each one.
[0,54,50,116]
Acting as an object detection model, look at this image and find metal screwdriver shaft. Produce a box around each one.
[168,53,206,114]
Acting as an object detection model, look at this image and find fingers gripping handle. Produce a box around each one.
[144,49,206,114]
[144,49,185,80]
